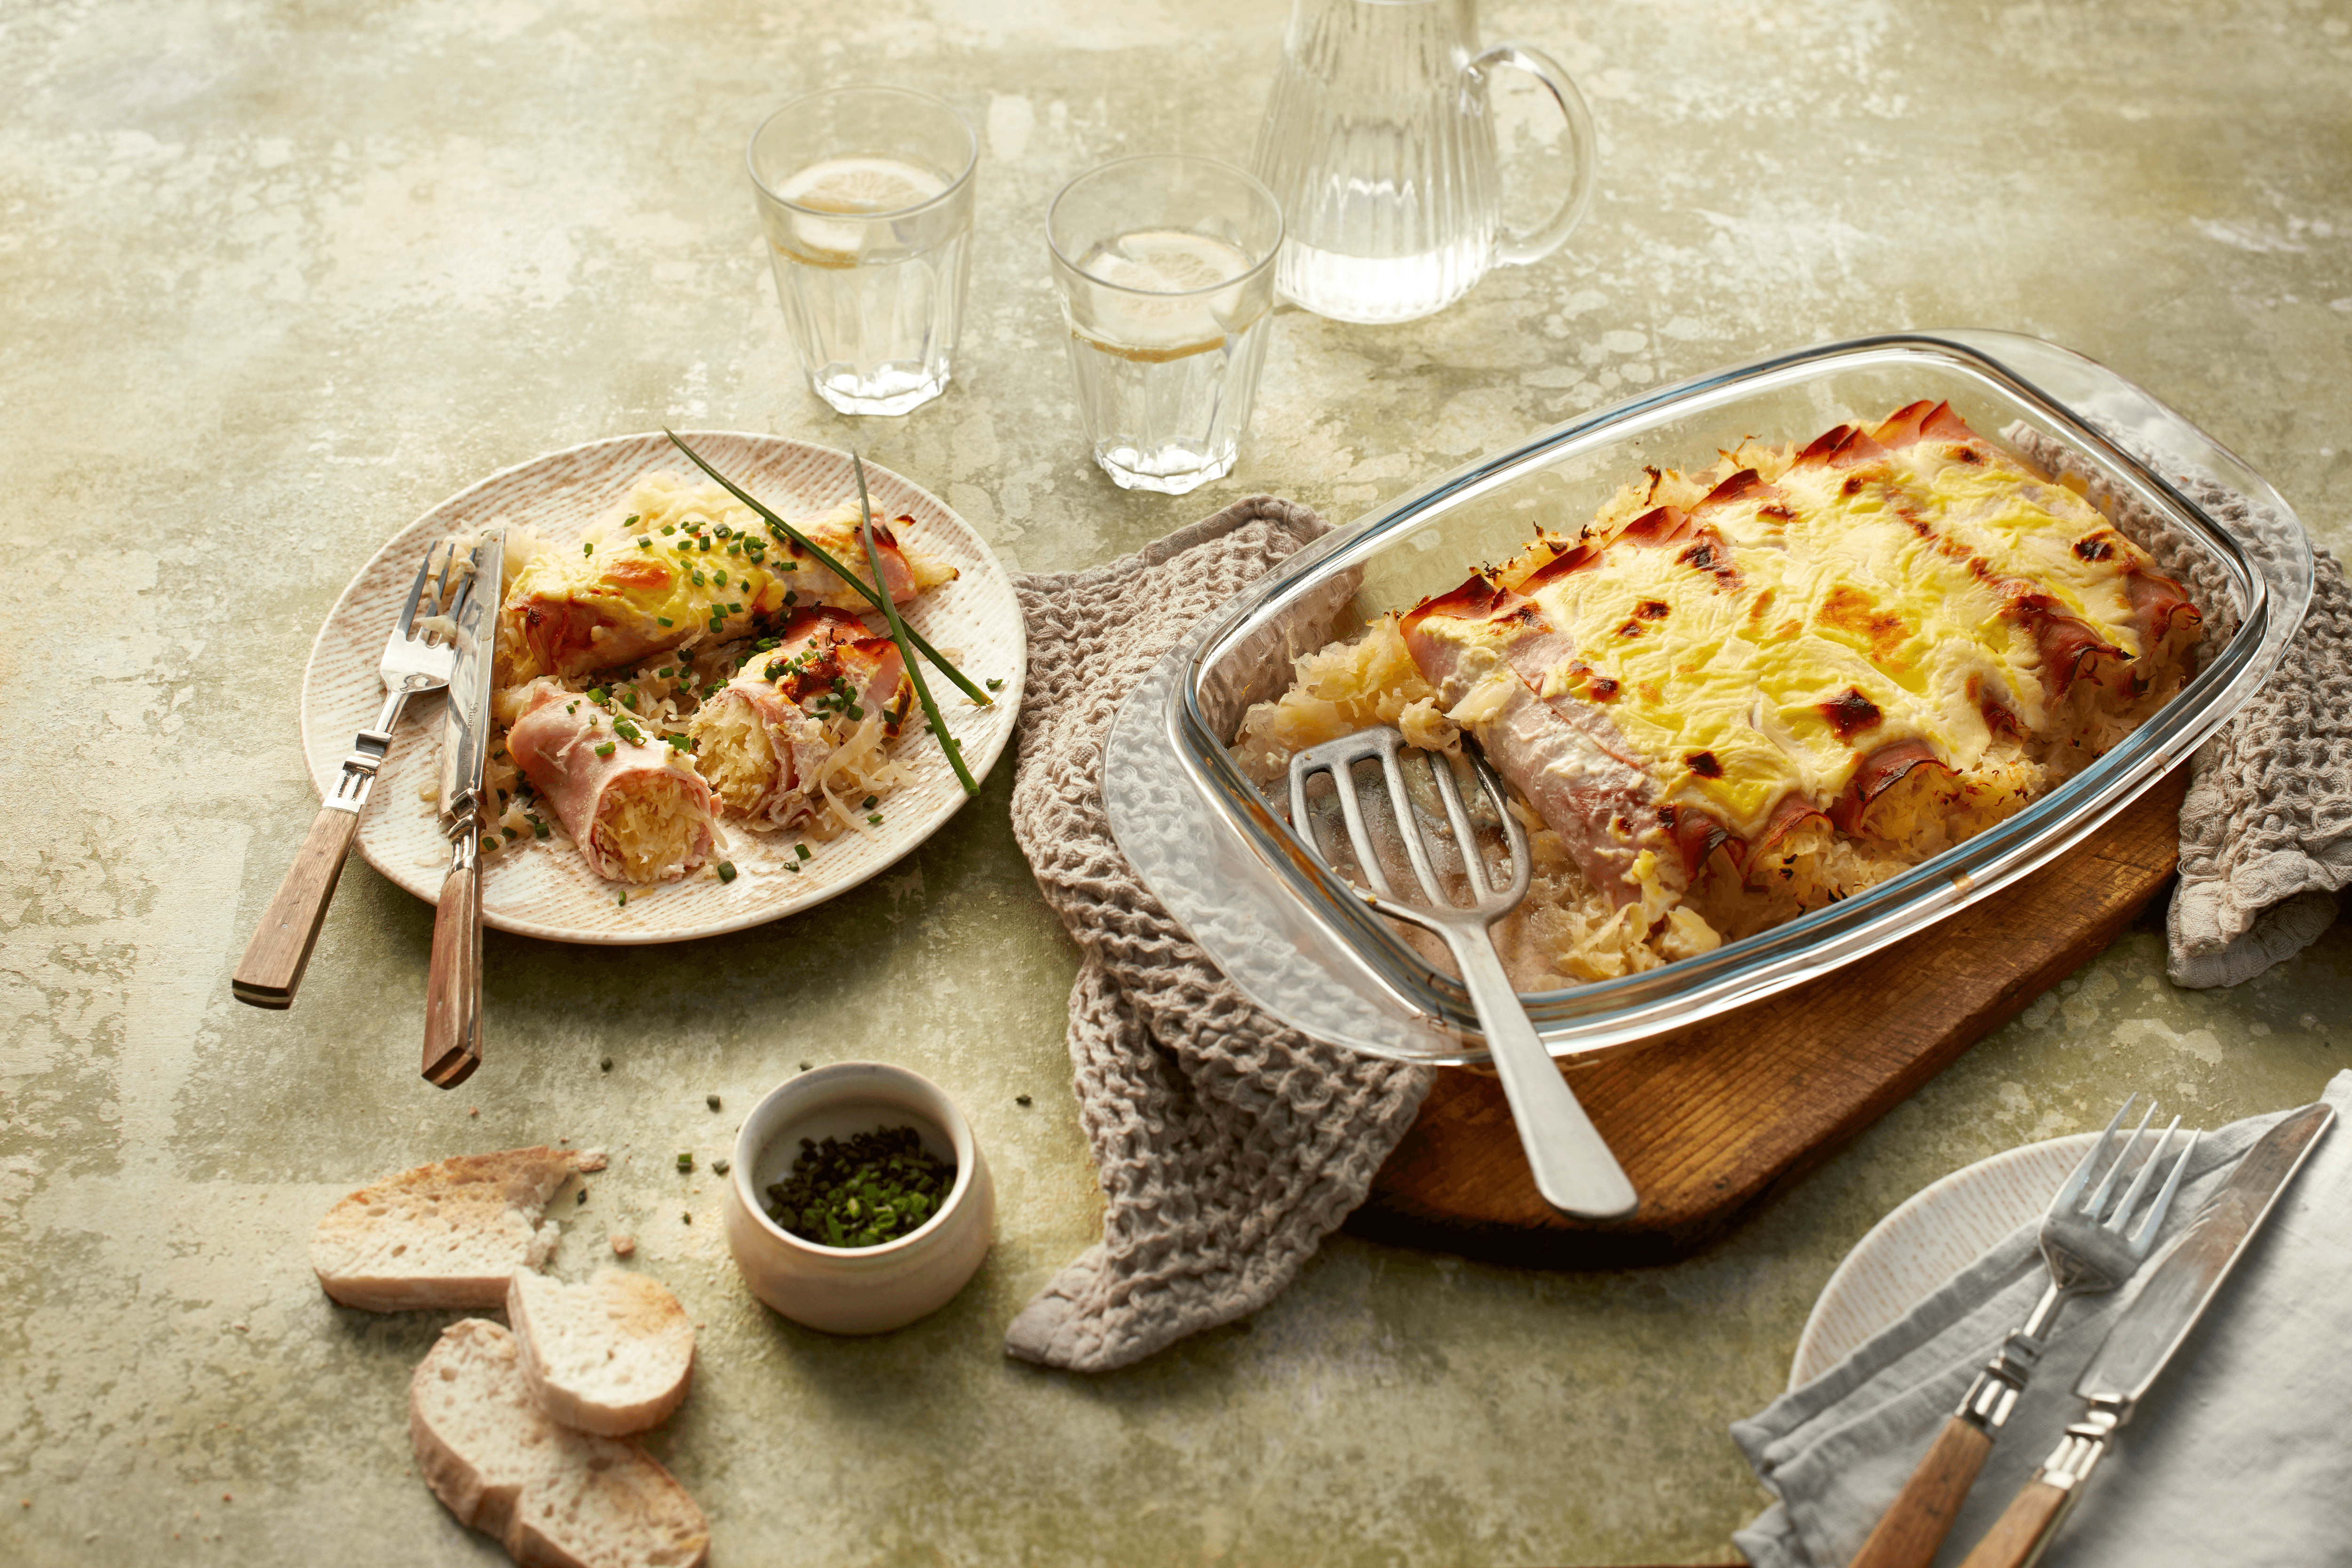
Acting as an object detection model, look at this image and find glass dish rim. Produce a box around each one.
[1155,329,2313,1062]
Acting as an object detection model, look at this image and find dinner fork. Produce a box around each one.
[1846,1095,2198,1568]
[1287,726,1637,1219]
[231,542,475,1009]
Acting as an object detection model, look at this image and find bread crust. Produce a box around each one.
[311,1147,577,1312]
[410,1318,708,1568]
[508,1268,696,1437]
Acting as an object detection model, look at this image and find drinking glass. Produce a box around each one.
[747,87,977,416]
[1045,155,1284,495]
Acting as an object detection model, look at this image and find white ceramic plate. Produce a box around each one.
[1788,1133,2100,1391]
[299,431,1025,945]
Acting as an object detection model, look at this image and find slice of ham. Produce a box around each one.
[691,608,910,828]
[507,682,717,883]
[1399,576,1673,909]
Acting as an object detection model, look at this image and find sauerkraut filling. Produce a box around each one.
[1236,402,2200,990]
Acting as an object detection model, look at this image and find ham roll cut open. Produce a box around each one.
[1235,401,2201,988]
[507,681,719,884]
[499,477,957,687]
[688,607,914,831]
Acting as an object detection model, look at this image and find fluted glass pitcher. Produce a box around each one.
[1249,0,1596,324]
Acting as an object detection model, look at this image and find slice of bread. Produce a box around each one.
[310,1146,575,1311]
[411,1318,708,1568]
[509,1267,696,1436]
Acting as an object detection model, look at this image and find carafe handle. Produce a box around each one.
[1466,42,1597,269]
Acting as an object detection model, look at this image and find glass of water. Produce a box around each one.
[1046,155,1283,494]
[747,87,977,417]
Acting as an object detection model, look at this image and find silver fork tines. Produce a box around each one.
[1964,1094,2200,1432]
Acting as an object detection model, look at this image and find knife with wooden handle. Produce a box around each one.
[1955,1100,2335,1568]
[419,526,503,1089]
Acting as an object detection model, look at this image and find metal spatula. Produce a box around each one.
[1287,726,1637,1219]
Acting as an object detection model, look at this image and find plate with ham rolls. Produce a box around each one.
[299,432,1024,943]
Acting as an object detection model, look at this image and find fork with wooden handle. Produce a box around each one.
[231,544,470,1009]
[1844,1096,2197,1568]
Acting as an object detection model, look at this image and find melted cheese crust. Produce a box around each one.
[499,476,955,685]
[1477,414,2171,841]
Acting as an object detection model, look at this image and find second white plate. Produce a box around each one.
[1788,1133,2100,1391]
[299,431,1025,945]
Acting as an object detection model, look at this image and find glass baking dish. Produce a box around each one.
[1102,330,2314,1066]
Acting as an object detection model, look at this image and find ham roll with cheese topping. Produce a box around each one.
[500,481,957,687]
[688,608,913,831]
[506,681,719,883]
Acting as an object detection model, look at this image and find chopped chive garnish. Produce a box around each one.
[795,843,811,861]
[620,691,638,710]
[717,861,738,883]
[657,615,673,627]
[862,795,878,809]
[676,1152,693,1172]
[624,514,641,526]
[638,537,652,549]
[617,891,627,906]
[986,677,1004,692]
[715,569,728,587]
[664,430,989,705]
[661,523,676,535]
[867,813,882,826]
[582,541,594,556]
[594,740,616,758]
[587,685,610,705]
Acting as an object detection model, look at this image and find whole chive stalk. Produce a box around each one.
[662,430,991,707]
[856,456,977,796]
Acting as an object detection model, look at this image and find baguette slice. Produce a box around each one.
[509,1267,696,1436]
[411,1318,708,1568]
[310,1146,575,1311]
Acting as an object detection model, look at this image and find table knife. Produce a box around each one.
[420,525,504,1090]
[1955,1099,2336,1568]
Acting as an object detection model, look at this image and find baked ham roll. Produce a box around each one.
[501,486,957,686]
[506,681,718,883]
[687,608,913,830]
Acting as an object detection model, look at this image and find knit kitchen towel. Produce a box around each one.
[2010,427,2351,987]
[1001,495,1433,1373]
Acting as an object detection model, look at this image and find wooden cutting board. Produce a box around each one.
[1345,767,2190,1266]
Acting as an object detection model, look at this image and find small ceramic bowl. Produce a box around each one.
[723,1062,994,1335]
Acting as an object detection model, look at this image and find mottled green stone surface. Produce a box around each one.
[3,0,2347,1563]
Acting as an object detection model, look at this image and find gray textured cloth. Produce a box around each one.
[1732,1071,2352,1568]
[1000,496,1432,1372]
[2010,427,2351,987]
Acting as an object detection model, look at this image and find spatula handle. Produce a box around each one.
[1447,927,1637,1219]
[1848,1416,1995,1568]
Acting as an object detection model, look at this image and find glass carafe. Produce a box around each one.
[1249,0,1596,325]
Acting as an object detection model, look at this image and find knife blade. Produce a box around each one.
[1956,1099,2336,1568]
[420,525,504,1090]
